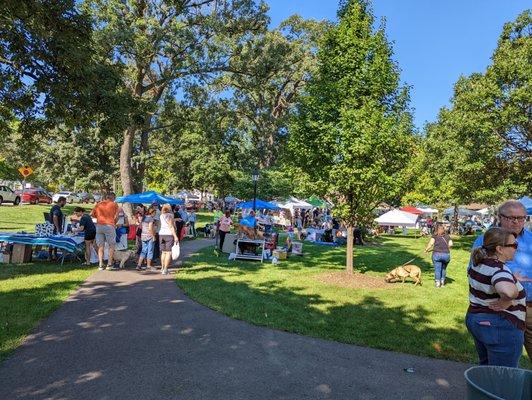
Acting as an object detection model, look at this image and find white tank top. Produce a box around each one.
[159,212,174,235]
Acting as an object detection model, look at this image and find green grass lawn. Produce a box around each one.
[0,203,93,232]
[178,235,531,368]
[0,262,95,362]
[0,204,97,361]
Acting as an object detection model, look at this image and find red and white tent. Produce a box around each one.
[399,206,424,215]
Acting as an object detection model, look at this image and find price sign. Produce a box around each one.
[18,166,33,178]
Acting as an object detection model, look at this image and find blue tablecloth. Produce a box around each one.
[0,233,84,253]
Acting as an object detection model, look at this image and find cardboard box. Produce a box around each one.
[0,244,13,264]
[273,249,287,260]
[11,244,32,264]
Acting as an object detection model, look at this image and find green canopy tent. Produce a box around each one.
[307,196,328,208]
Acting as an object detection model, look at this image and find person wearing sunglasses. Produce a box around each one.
[470,200,532,360]
[466,227,526,367]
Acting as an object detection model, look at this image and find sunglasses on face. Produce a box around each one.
[503,242,518,249]
[500,214,526,222]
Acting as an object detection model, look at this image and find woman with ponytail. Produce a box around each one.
[466,227,526,367]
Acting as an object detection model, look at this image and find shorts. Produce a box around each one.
[140,238,154,260]
[96,224,116,247]
[159,235,175,252]
[85,231,96,241]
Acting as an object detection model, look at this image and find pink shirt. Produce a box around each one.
[219,216,232,232]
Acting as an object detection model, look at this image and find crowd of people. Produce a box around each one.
[47,193,200,274]
[46,195,532,369]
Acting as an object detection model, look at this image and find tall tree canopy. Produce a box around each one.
[84,0,270,215]
[0,0,128,137]
[288,0,414,273]
[414,10,531,211]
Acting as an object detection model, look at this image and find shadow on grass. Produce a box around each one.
[184,242,434,276]
[178,275,475,363]
[0,279,90,362]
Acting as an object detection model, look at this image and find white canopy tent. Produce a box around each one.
[375,209,419,227]
[274,197,313,213]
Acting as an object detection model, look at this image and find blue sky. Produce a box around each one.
[265,0,529,129]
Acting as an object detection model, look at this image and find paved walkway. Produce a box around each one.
[0,239,469,399]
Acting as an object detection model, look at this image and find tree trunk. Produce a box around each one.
[346,225,354,274]
[119,125,136,220]
[452,204,459,234]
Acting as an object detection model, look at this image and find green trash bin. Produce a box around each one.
[464,366,532,400]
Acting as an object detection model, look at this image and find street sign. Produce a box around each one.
[18,166,33,178]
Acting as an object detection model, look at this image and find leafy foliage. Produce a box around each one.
[288,0,415,271]
[416,10,531,207]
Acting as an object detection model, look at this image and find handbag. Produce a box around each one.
[171,242,180,261]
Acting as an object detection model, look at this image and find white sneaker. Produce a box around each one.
[435,280,441,288]
[98,265,105,271]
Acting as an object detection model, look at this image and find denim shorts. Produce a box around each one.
[140,238,154,260]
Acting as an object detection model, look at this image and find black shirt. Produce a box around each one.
[79,214,96,235]
[50,204,64,232]
[432,234,450,253]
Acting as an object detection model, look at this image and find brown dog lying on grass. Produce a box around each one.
[384,264,422,286]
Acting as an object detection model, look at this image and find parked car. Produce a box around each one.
[0,185,21,206]
[52,191,81,204]
[21,189,53,205]
[77,192,94,203]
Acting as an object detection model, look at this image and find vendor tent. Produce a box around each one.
[307,196,327,208]
[400,206,423,215]
[224,195,240,203]
[519,196,532,215]
[278,197,313,212]
[236,199,280,210]
[176,190,200,202]
[116,191,184,205]
[375,209,418,227]
[443,207,480,217]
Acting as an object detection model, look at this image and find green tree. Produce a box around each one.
[0,0,129,140]
[216,15,328,168]
[288,0,414,273]
[419,10,531,222]
[84,0,269,216]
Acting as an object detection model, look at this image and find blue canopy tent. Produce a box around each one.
[116,191,184,205]
[519,196,532,215]
[235,199,280,210]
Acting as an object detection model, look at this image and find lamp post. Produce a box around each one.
[252,168,259,213]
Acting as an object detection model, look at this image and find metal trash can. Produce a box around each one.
[464,366,532,400]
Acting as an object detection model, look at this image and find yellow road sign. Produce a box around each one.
[18,166,33,178]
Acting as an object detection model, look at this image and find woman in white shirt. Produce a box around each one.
[158,204,179,275]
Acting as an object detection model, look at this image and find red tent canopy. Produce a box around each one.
[400,206,423,215]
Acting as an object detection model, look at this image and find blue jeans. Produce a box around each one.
[140,238,154,260]
[432,252,450,281]
[466,313,524,367]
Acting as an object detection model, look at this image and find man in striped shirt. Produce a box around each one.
[470,200,532,360]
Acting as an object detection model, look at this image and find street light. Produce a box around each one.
[252,168,259,213]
